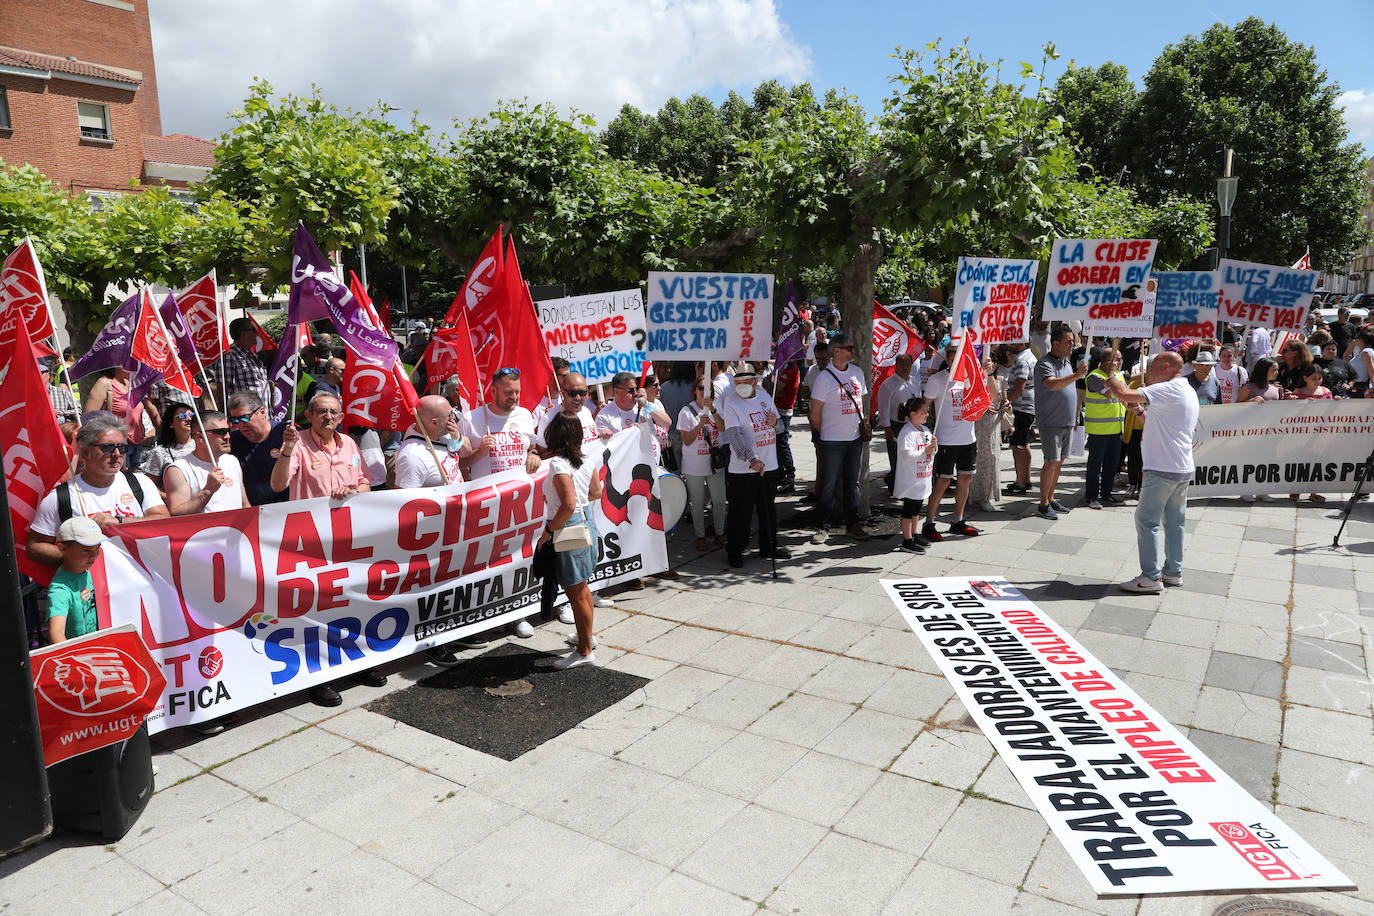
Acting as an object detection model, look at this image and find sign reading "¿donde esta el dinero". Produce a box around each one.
[881,577,1353,896]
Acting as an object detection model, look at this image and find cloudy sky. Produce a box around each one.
[150,0,1374,150]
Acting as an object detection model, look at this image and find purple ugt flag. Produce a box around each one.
[287,223,398,368]
[70,291,141,378]
[774,282,803,366]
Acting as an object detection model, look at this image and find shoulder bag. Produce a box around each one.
[826,368,872,441]
[552,465,594,552]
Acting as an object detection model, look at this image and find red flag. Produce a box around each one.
[499,239,555,411]
[379,298,392,335]
[342,273,418,432]
[444,228,504,327]
[0,304,71,583]
[131,290,202,397]
[871,301,930,392]
[949,328,991,422]
[247,313,277,353]
[0,238,56,347]
[423,324,481,396]
[1291,251,1311,270]
[177,272,232,371]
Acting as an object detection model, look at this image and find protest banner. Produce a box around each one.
[31,625,166,767]
[1152,271,1219,340]
[1043,240,1157,326]
[176,272,231,372]
[882,577,1353,896]
[537,288,647,385]
[98,428,667,732]
[645,271,772,362]
[1217,259,1317,333]
[1086,275,1157,338]
[952,256,1036,344]
[872,302,929,392]
[1190,400,1374,496]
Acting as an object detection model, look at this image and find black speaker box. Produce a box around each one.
[47,724,154,841]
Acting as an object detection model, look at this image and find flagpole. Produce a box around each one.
[148,288,211,446]
[410,407,451,483]
[24,237,84,426]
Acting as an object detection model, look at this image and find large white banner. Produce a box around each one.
[883,577,1353,897]
[952,256,1037,345]
[536,288,647,385]
[645,271,772,362]
[1043,239,1157,324]
[100,428,668,732]
[1191,400,1374,496]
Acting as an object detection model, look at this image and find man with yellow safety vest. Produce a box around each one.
[1083,347,1128,510]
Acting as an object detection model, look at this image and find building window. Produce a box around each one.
[78,101,111,140]
[0,86,11,130]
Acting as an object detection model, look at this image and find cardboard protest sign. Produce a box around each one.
[1043,239,1157,325]
[882,577,1353,896]
[537,288,647,385]
[1152,271,1219,340]
[1217,259,1316,332]
[1191,400,1374,496]
[952,256,1036,344]
[645,271,772,362]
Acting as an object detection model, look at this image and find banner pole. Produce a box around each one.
[149,290,211,448]
[411,406,450,483]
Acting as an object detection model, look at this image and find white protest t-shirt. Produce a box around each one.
[459,405,534,478]
[809,364,868,441]
[923,369,977,447]
[596,400,660,460]
[542,453,602,521]
[676,403,720,477]
[648,398,671,454]
[720,390,779,473]
[711,370,734,401]
[394,431,463,488]
[1140,376,1199,476]
[1213,365,1248,404]
[534,405,599,450]
[893,423,935,500]
[31,471,166,537]
[877,373,920,428]
[167,453,245,513]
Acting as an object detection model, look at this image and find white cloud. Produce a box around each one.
[1339,89,1374,149]
[149,0,811,140]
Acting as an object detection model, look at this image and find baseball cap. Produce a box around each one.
[1193,350,1218,365]
[57,516,105,546]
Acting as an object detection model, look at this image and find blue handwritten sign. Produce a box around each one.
[952,257,1037,344]
[1152,271,1218,339]
[1217,259,1316,332]
[645,271,773,361]
[1043,239,1157,323]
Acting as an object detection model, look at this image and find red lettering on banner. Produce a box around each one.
[1210,823,1306,881]
[367,560,400,600]
[463,486,497,539]
[434,547,464,583]
[317,568,349,611]
[1088,302,1144,319]
[399,554,434,592]
[1058,265,1120,286]
[164,653,190,688]
[441,491,466,546]
[489,527,520,566]
[278,577,314,617]
[1095,240,1152,263]
[278,512,327,574]
[398,499,442,551]
[544,315,629,348]
[496,479,533,532]
[330,508,372,563]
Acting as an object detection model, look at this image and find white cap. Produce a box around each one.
[56,516,105,546]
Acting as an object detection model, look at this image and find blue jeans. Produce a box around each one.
[818,439,862,528]
[1085,433,1122,500]
[776,413,794,483]
[1135,472,1188,580]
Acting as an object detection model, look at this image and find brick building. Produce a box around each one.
[0,0,213,196]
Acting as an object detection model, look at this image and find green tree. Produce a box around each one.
[1052,63,1138,182]
[1058,180,1213,270]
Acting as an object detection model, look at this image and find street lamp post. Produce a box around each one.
[1215,147,1238,268]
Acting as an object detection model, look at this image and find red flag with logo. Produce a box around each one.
[0,305,72,583]
[342,273,418,432]
[0,238,56,346]
[871,300,930,391]
[130,289,201,397]
[498,239,555,411]
[247,314,277,353]
[422,310,482,402]
[31,625,167,766]
[950,328,991,422]
[444,227,504,327]
[176,271,232,371]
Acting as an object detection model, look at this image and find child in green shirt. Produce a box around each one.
[46,516,105,644]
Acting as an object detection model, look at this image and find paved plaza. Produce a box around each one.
[4,435,1373,915]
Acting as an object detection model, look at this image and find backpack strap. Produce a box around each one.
[122,469,144,507]
[57,483,73,524]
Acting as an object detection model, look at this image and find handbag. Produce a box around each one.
[826,367,872,441]
[552,483,594,553]
[690,403,731,470]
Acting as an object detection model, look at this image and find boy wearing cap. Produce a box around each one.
[46,517,104,644]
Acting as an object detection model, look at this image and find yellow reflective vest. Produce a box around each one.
[1084,369,1126,436]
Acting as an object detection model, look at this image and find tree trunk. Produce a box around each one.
[841,233,881,518]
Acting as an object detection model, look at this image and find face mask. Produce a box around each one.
[734,383,755,398]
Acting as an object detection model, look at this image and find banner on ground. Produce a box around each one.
[536,289,646,385]
[645,271,772,362]
[882,577,1353,896]
[31,625,166,766]
[1043,240,1157,326]
[952,256,1036,345]
[1152,271,1218,340]
[1190,400,1374,496]
[99,428,668,732]
[1217,259,1316,333]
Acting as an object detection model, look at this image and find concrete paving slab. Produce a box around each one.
[676,804,827,901]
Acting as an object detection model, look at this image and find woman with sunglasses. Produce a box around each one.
[677,374,727,549]
[142,405,199,498]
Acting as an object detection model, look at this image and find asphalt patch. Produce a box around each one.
[365,643,649,761]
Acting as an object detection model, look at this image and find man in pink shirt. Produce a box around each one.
[270,393,372,501]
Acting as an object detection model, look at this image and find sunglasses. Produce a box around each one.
[205,427,232,437]
[494,367,521,380]
[564,388,589,397]
[229,408,261,424]
[174,411,194,421]
[694,385,705,391]
[94,442,129,455]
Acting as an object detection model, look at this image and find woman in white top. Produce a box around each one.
[676,375,726,549]
[642,375,672,465]
[1351,329,1374,397]
[142,405,197,497]
[537,413,604,669]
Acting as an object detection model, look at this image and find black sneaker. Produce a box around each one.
[1035,503,1058,520]
[914,533,933,548]
[1049,500,1072,514]
[949,521,980,537]
[896,538,926,554]
[921,522,943,543]
[427,646,462,667]
[1003,482,1030,495]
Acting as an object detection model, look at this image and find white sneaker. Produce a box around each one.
[1119,575,1163,594]
[558,607,575,625]
[1241,495,1257,502]
[1162,574,1183,587]
[553,650,596,669]
[564,633,598,648]
[811,528,829,545]
[595,596,616,608]
[513,620,534,638]
[1258,494,1276,502]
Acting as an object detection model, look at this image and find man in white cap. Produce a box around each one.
[720,364,787,567]
[1187,349,1222,405]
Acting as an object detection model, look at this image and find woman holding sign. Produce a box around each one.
[677,375,727,550]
